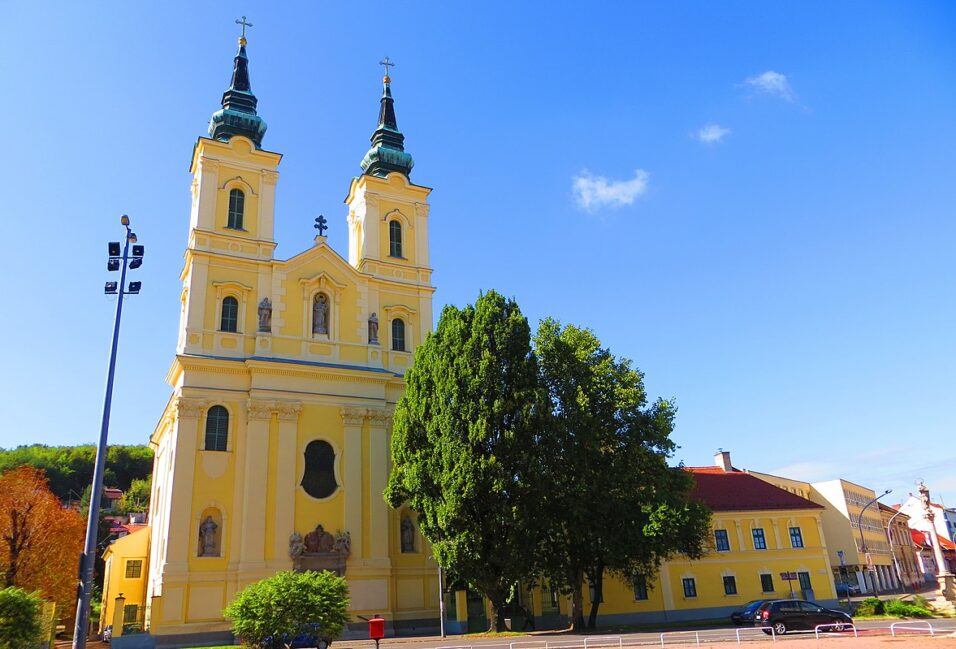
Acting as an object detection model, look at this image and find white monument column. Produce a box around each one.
[918,481,955,601]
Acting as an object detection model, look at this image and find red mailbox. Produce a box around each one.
[369,616,385,641]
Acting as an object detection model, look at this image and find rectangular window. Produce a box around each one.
[789,526,804,548]
[752,528,767,550]
[723,575,737,595]
[632,576,648,601]
[682,577,697,598]
[123,604,138,624]
[760,573,774,592]
[125,559,142,579]
[798,571,812,591]
[714,529,730,552]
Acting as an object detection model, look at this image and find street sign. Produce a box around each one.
[779,571,798,580]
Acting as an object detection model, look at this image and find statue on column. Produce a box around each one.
[257,297,272,332]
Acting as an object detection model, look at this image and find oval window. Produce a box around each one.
[301,440,338,499]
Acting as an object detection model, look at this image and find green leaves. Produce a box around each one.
[224,570,350,649]
[0,587,42,649]
[387,293,710,630]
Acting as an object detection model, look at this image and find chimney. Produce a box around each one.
[714,449,733,472]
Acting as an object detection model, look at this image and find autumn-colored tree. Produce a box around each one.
[0,466,85,610]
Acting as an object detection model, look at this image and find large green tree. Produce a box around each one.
[385,291,545,631]
[534,319,711,629]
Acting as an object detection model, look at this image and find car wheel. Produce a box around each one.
[831,619,847,632]
[772,621,787,636]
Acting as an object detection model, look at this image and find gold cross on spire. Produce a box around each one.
[236,16,253,44]
[379,56,395,82]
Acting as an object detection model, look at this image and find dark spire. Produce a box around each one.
[209,33,267,148]
[361,61,414,178]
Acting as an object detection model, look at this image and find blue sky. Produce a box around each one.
[1,2,954,505]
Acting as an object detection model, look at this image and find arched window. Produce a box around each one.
[205,406,229,451]
[301,440,338,499]
[389,220,403,257]
[227,188,245,229]
[391,318,406,352]
[220,296,239,332]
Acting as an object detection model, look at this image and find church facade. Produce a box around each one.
[140,33,439,643]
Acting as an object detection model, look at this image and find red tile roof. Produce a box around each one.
[685,467,823,512]
[938,534,956,551]
[911,529,930,547]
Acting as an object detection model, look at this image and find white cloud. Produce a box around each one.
[743,70,796,102]
[572,169,649,212]
[695,123,731,144]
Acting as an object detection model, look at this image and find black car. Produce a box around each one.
[730,599,768,626]
[753,599,852,635]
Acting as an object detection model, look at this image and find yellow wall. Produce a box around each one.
[100,528,150,634]
[588,507,836,623]
[146,124,437,637]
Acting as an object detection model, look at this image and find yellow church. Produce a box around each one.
[122,31,441,646]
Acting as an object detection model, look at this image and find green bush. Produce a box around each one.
[854,596,885,616]
[884,598,932,618]
[0,587,42,649]
[224,570,350,649]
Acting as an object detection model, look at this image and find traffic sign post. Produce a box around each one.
[780,571,798,598]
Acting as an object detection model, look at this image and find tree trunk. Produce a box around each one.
[586,568,604,629]
[488,592,505,632]
[569,584,586,631]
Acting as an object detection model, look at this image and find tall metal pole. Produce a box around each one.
[438,564,446,638]
[72,221,133,649]
[856,489,891,598]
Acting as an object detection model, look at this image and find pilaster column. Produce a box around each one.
[341,407,366,561]
[367,409,391,561]
[239,399,274,571]
[273,401,302,564]
[165,397,206,572]
[771,521,782,549]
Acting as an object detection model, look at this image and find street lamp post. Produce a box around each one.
[856,488,891,598]
[72,215,144,649]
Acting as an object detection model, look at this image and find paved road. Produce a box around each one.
[342,619,956,649]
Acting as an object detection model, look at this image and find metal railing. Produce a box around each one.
[584,636,623,649]
[659,628,776,646]
[814,623,858,638]
[890,621,935,637]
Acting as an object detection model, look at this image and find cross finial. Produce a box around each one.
[236,16,253,40]
[379,56,395,81]
[314,215,328,236]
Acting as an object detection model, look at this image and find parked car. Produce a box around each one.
[730,599,768,626]
[754,599,853,635]
[835,581,861,596]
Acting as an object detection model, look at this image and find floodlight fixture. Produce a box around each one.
[107,259,120,271]
[132,244,144,257]
[108,242,121,256]
[128,258,143,269]
[128,281,142,294]
[104,282,118,294]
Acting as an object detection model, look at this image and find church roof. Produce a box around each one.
[209,34,267,148]
[361,66,414,178]
[685,466,823,512]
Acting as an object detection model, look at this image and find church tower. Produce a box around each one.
[143,29,438,644]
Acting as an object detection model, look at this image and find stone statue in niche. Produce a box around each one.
[257,297,272,332]
[401,516,415,553]
[199,515,219,557]
[312,293,329,335]
[290,524,351,576]
[368,312,379,345]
